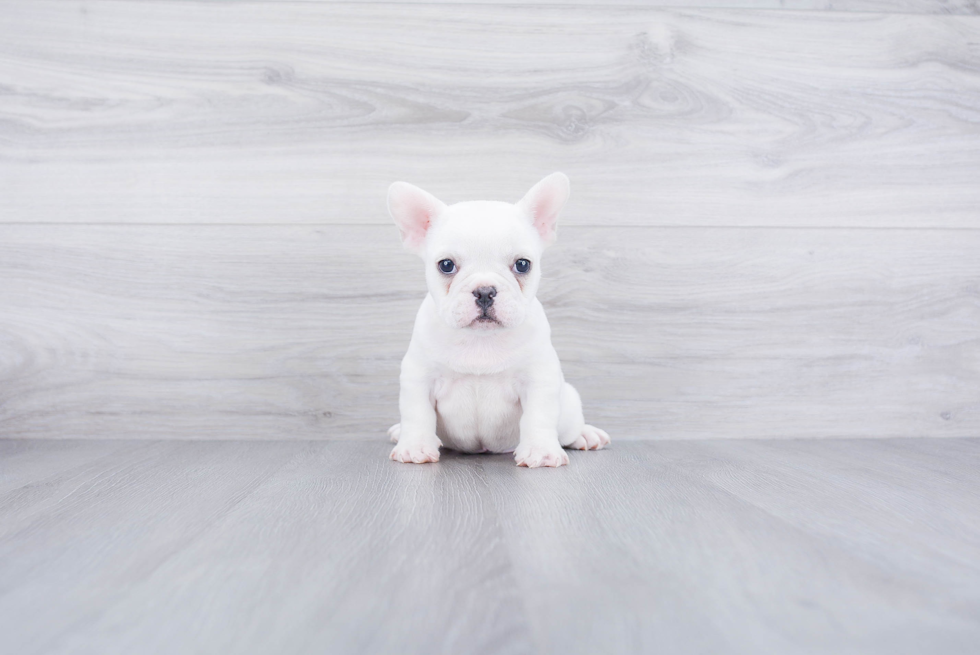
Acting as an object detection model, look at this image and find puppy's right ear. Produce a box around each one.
[387,182,447,254]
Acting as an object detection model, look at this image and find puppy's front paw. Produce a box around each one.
[390,436,441,464]
[567,424,611,451]
[515,441,569,468]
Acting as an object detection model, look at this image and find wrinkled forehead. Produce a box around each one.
[426,201,539,258]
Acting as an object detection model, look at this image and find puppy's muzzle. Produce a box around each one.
[473,286,496,311]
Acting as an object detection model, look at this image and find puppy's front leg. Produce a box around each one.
[515,378,568,468]
[390,356,442,464]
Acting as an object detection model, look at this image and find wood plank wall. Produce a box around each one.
[1,1,978,440]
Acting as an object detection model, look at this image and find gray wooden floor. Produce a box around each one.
[1,438,978,654]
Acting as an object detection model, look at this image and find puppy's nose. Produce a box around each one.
[473,286,496,310]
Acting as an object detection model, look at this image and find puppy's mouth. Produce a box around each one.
[469,311,501,327]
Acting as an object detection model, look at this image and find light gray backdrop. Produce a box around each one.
[1,0,978,440]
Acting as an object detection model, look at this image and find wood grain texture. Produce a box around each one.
[1,439,978,654]
[1,2,979,227]
[1,224,977,440]
[165,1,980,14]
[485,439,980,653]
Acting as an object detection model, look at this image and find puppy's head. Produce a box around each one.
[388,173,569,331]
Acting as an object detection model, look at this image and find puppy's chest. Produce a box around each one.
[433,372,521,413]
[432,373,522,451]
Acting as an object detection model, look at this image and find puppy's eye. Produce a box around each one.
[438,259,457,274]
[513,259,531,274]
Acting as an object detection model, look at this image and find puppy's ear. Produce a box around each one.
[516,172,570,246]
[387,182,447,254]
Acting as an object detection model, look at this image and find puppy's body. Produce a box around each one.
[387,176,609,468]
[393,294,585,455]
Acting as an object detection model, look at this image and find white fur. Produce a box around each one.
[387,173,610,468]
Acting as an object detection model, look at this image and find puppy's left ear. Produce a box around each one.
[516,172,570,246]
[388,181,448,254]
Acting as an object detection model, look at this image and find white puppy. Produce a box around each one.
[386,173,610,468]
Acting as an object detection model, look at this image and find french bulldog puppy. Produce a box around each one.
[386,173,610,468]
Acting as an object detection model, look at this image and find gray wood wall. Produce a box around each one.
[1,1,978,440]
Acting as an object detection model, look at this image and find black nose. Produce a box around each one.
[473,286,496,310]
